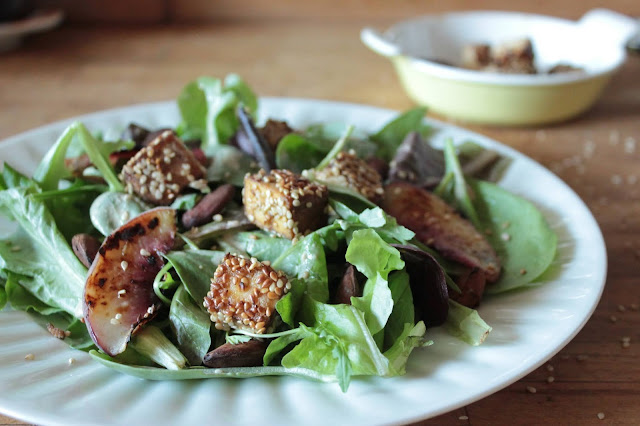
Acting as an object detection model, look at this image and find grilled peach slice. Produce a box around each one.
[382,182,501,282]
[83,208,176,356]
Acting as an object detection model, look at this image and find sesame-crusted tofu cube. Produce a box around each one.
[313,152,384,204]
[243,169,328,239]
[120,130,207,205]
[204,254,291,334]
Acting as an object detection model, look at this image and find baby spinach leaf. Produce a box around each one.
[273,233,329,303]
[90,350,336,382]
[169,285,212,366]
[227,230,292,264]
[275,133,326,173]
[370,107,429,161]
[472,180,557,293]
[206,144,257,186]
[276,278,305,327]
[164,250,226,307]
[90,191,152,236]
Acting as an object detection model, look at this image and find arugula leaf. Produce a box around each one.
[370,107,429,161]
[445,299,492,346]
[33,122,125,192]
[434,139,480,228]
[169,285,212,365]
[472,180,558,294]
[0,189,87,317]
[164,250,226,307]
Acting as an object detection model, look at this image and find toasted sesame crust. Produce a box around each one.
[314,152,384,204]
[204,254,291,334]
[120,131,207,205]
[243,169,328,239]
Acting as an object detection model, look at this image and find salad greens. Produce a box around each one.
[0,73,558,391]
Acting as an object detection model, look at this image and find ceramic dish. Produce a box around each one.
[0,9,63,53]
[0,98,606,425]
[361,9,639,126]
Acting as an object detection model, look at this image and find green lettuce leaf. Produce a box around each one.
[0,188,87,317]
[445,299,492,346]
[178,74,257,151]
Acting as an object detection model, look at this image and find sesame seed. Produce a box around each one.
[11,245,21,252]
[213,214,223,222]
[519,268,527,275]
[459,415,469,420]
[140,248,151,257]
[24,353,35,361]
[526,386,537,394]
[610,315,617,323]
[117,289,126,298]
[622,341,630,348]
[576,354,588,361]
[501,232,511,241]
[617,304,626,312]
[546,364,554,372]
[611,175,623,185]
[546,376,555,383]
[121,261,128,271]
[68,357,76,366]
[147,306,154,314]
[597,412,605,420]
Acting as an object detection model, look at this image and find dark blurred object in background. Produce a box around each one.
[0,0,35,22]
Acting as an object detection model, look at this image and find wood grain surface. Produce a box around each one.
[1,8,639,425]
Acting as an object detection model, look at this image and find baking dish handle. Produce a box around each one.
[578,8,639,48]
[360,27,401,58]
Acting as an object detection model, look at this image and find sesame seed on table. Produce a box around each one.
[1,0,640,424]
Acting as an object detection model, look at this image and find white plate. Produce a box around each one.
[0,98,607,425]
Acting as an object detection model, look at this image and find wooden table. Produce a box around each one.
[1,17,639,425]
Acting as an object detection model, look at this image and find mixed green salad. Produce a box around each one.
[0,74,557,391]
